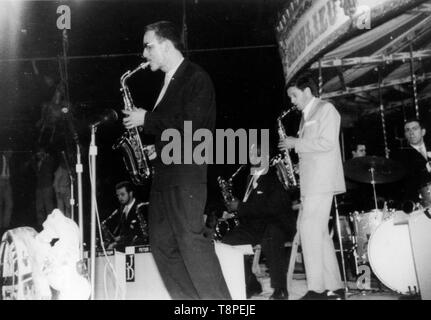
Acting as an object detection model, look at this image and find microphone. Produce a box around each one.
[61,106,80,145]
[91,109,118,128]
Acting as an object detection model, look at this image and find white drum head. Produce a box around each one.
[368,219,418,294]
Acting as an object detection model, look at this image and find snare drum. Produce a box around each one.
[350,209,395,264]
[368,217,418,294]
[419,183,431,208]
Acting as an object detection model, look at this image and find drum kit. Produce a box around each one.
[339,156,422,296]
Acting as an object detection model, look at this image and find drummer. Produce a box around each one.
[344,142,377,212]
[344,141,399,211]
[397,118,431,202]
[351,143,367,159]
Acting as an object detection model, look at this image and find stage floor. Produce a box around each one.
[249,277,404,300]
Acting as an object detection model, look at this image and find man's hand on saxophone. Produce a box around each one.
[225,197,240,213]
[278,136,297,152]
[122,107,147,129]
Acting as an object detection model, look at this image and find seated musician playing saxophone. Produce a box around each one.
[101,181,148,251]
[221,144,296,300]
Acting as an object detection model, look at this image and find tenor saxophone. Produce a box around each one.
[113,62,151,185]
[270,107,299,190]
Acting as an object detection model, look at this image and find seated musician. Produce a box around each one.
[397,118,431,203]
[343,141,376,212]
[351,142,367,159]
[101,181,148,251]
[221,144,296,300]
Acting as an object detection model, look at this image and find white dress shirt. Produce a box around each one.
[154,57,184,109]
[243,167,266,202]
[302,97,316,121]
[122,198,136,220]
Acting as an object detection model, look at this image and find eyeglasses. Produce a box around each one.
[143,41,157,50]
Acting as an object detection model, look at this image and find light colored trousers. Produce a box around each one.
[298,192,342,292]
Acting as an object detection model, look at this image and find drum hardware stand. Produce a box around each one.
[89,125,98,300]
[334,196,349,298]
[370,168,379,211]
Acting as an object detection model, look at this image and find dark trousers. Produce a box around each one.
[0,179,13,229]
[222,223,289,290]
[36,186,55,226]
[148,184,231,300]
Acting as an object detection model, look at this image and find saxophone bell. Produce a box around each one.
[271,107,299,190]
[113,62,152,185]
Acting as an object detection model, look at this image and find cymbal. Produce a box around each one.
[344,156,405,184]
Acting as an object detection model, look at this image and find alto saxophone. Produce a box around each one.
[215,165,246,240]
[217,164,247,206]
[100,212,117,247]
[135,202,149,243]
[270,107,299,190]
[113,62,151,185]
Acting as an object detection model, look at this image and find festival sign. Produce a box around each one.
[276,0,427,85]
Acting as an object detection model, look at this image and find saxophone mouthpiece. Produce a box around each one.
[140,61,151,69]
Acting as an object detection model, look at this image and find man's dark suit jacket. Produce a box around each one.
[236,167,296,239]
[397,144,431,201]
[106,201,147,247]
[143,59,215,190]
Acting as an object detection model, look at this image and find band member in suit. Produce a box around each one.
[221,144,296,300]
[397,118,431,202]
[279,72,346,300]
[102,181,148,250]
[122,21,231,300]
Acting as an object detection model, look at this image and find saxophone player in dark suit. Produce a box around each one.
[102,181,148,251]
[123,21,231,300]
[221,144,296,300]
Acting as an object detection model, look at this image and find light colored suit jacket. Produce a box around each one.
[294,98,346,196]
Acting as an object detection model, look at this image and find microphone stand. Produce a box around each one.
[76,143,84,259]
[62,151,76,221]
[69,173,75,221]
[89,125,98,300]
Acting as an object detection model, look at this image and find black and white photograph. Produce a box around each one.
[0,0,431,304]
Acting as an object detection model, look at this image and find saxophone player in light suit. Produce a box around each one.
[278,72,346,300]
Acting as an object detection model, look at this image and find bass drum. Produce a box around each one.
[0,227,50,300]
[368,217,418,294]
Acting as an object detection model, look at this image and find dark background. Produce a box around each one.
[0,0,290,238]
[0,0,427,240]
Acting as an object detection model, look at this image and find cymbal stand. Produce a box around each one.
[370,168,379,211]
[334,196,349,298]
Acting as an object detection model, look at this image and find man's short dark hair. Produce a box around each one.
[350,141,366,151]
[115,181,133,193]
[144,21,184,52]
[404,118,424,129]
[288,72,318,97]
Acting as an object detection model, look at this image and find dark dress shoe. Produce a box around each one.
[246,284,263,299]
[327,289,346,300]
[299,291,328,300]
[399,294,421,300]
[269,288,288,300]
[246,287,262,299]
